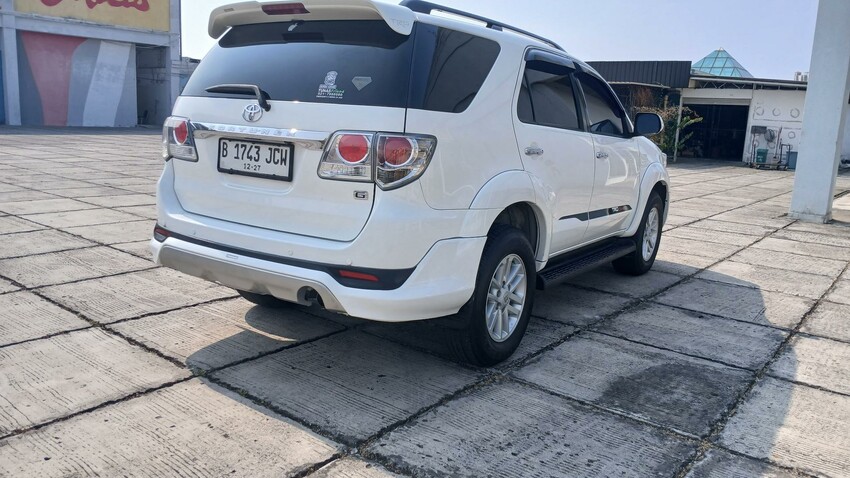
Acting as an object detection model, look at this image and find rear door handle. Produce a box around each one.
[525,147,544,156]
[596,151,609,159]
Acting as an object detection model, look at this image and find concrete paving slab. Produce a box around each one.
[48,186,137,198]
[312,458,400,478]
[533,285,632,326]
[0,190,57,203]
[368,381,696,477]
[687,219,777,237]
[78,194,155,208]
[514,334,752,436]
[0,216,46,235]
[685,448,798,478]
[112,299,344,370]
[711,211,794,229]
[785,221,850,238]
[653,250,718,276]
[770,335,850,395]
[0,328,189,435]
[801,301,850,342]
[660,236,743,261]
[752,236,850,261]
[116,205,157,219]
[213,331,481,444]
[0,246,153,288]
[729,248,847,278]
[62,219,153,244]
[362,316,575,367]
[773,229,850,248]
[665,213,700,227]
[0,229,95,259]
[110,240,152,259]
[825,280,850,305]
[665,226,761,247]
[719,377,850,476]
[0,291,90,346]
[655,279,812,330]
[566,267,681,298]
[698,261,836,300]
[0,198,97,215]
[0,379,340,477]
[597,303,787,370]
[21,208,142,228]
[0,278,18,294]
[40,268,236,324]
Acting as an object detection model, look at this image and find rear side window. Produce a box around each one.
[408,26,501,113]
[517,60,581,130]
[183,21,500,113]
[576,72,626,136]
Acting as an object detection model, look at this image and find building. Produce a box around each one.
[0,0,181,127]
[590,49,850,165]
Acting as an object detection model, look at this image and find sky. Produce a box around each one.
[180,0,818,80]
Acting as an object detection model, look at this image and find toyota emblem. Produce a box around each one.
[243,103,263,123]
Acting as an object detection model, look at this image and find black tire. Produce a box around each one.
[237,290,292,308]
[612,192,664,276]
[450,226,536,367]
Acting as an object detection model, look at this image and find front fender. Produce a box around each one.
[624,162,670,236]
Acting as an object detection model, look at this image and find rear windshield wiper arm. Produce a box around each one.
[205,84,271,111]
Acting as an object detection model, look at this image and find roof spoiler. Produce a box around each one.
[209,0,416,38]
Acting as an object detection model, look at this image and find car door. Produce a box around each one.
[513,52,596,256]
[575,71,641,240]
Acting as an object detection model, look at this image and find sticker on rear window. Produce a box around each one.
[317,71,345,99]
[352,76,372,91]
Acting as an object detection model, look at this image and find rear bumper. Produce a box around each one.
[150,234,485,322]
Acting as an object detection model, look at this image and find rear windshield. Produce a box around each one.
[182,20,500,113]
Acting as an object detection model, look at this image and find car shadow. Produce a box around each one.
[183,264,798,475]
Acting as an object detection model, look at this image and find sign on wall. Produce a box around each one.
[15,0,170,32]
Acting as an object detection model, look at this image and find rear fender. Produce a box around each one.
[468,170,552,264]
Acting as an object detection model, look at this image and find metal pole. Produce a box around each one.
[672,93,684,163]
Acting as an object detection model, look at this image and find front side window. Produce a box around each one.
[576,72,626,136]
[517,60,581,130]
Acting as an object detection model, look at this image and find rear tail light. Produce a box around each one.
[318,132,373,182]
[318,131,436,189]
[376,134,436,190]
[162,116,198,162]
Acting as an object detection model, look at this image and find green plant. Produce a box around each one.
[638,106,702,155]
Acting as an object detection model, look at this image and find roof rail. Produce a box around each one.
[399,0,565,52]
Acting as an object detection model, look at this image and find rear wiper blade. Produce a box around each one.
[205,84,271,111]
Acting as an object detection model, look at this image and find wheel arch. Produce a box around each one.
[469,170,552,264]
[624,163,670,237]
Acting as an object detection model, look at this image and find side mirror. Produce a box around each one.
[634,113,664,136]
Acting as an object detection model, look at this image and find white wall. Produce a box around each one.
[743,89,807,162]
[844,108,850,159]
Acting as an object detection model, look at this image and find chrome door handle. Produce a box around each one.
[525,147,544,156]
[596,151,609,159]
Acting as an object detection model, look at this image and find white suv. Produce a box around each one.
[153,0,669,365]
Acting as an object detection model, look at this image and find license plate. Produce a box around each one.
[217,138,293,181]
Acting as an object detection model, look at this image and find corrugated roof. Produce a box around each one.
[586,61,692,88]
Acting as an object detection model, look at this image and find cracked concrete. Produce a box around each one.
[0,128,849,477]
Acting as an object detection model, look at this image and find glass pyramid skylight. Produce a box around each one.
[692,49,753,78]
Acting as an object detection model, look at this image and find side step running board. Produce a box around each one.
[537,239,636,290]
